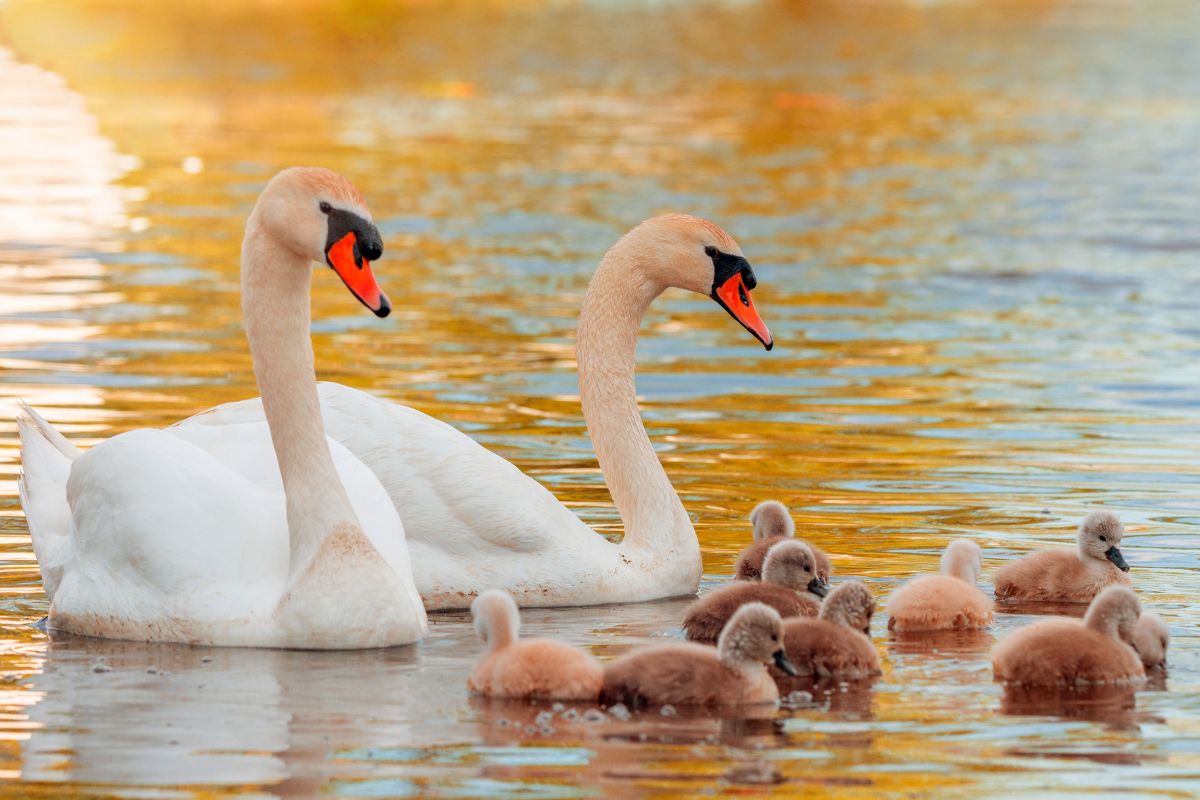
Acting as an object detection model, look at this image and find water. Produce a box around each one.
[0,0,1198,796]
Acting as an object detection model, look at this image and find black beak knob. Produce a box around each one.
[360,237,383,261]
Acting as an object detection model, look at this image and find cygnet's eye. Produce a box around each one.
[319,201,332,214]
[771,634,778,642]
[704,245,718,258]
[1099,535,1107,542]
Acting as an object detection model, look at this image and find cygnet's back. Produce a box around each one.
[992,585,1145,686]
[886,539,993,632]
[602,603,797,708]
[735,501,833,583]
[468,589,602,701]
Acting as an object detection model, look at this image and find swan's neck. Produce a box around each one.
[241,223,359,575]
[576,245,694,558]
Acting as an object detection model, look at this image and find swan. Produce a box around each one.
[17,167,427,648]
[992,585,1144,686]
[601,602,797,708]
[467,589,602,700]
[778,580,880,680]
[735,500,832,583]
[171,214,775,609]
[885,539,993,632]
[682,540,825,644]
[994,511,1132,604]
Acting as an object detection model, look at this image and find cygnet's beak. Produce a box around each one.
[709,251,773,350]
[773,649,799,677]
[324,209,390,318]
[807,577,828,598]
[1105,546,1130,572]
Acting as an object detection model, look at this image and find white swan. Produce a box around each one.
[173,214,774,609]
[17,167,427,648]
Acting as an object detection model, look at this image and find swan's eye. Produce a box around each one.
[319,201,332,214]
[704,245,718,258]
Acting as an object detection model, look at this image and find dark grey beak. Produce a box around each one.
[1105,546,1130,572]
[772,649,798,677]
[807,578,828,598]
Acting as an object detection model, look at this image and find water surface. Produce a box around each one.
[0,1,1198,796]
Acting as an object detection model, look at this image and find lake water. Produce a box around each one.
[0,1,1198,796]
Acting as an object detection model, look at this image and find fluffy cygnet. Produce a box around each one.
[994,511,1132,603]
[683,540,826,644]
[992,585,1145,686]
[468,590,602,700]
[1133,611,1169,670]
[601,602,798,708]
[886,539,993,632]
[778,580,881,680]
[735,501,833,584]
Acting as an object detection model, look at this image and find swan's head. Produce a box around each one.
[1083,585,1141,644]
[619,214,773,350]
[470,589,521,650]
[1133,611,1169,670]
[750,500,795,542]
[717,602,797,676]
[940,538,983,584]
[1077,511,1129,572]
[818,580,875,636]
[763,540,826,597]
[251,167,390,317]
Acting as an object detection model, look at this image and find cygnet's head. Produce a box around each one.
[1077,511,1129,572]
[749,500,795,542]
[818,580,876,636]
[763,540,826,597]
[1133,611,1169,670]
[1083,585,1142,643]
[940,538,983,584]
[470,589,521,650]
[248,166,389,317]
[608,215,772,349]
[717,602,797,676]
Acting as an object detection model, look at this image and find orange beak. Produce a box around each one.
[326,231,390,317]
[713,272,773,350]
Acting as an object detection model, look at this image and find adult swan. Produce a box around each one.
[175,214,775,610]
[17,168,427,648]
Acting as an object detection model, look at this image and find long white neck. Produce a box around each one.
[241,220,360,575]
[576,243,695,559]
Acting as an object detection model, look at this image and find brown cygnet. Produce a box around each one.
[468,589,602,701]
[992,585,1145,686]
[886,539,993,632]
[735,501,833,584]
[778,580,880,680]
[683,540,826,644]
[994,511,1132,603]
[601,602,798,708]
[1133,610,1169,670]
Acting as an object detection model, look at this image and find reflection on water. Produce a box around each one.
[0,0,1199,795]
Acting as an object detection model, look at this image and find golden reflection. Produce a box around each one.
[0,0,1196,796]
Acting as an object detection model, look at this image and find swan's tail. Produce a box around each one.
[16,402,77,601]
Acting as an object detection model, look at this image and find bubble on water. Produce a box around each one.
[497,718,511,727]
[524,725,538,736]
[561,708,580,722]
[551,702,565,712]
[660,705,677,717]
[607,703,631,720]
[201,656,213,664]
[90,659,112,674]
[539,725,555,735]
[582,708,607,723]
[535,710,555,727]
[785,690,813,704]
